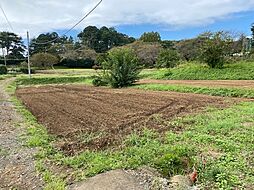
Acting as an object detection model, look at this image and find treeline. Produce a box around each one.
[0,24,254,70]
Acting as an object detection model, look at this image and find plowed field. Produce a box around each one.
[16,85,235,155]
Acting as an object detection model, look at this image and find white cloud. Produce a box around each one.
[1,0,254,38]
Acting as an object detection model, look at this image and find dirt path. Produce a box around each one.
[0,78,43,190]
[138,79,254,89]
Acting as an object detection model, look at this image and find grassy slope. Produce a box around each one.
[140,61,254,80]
[135,84,254,98]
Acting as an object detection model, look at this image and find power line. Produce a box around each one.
[0,3,14,32]
[33,0,103,45]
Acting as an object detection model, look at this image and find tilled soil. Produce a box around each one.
[0,78,43,190]
[138,79,254,89]
[16,85,236,155]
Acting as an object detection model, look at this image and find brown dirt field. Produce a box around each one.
[138,79,254,89]
[16,85,236,155]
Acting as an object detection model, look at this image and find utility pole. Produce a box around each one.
[27,31,31,78]
[1,47,7,66]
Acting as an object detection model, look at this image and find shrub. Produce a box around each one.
[31,53,59,69]
[0,65,7,75]
[92,75,107,87]
[19,61,35,74]
[93,48,141,88]
[154,147,194,177]
[156,49,180,68]
[200,31,232,68]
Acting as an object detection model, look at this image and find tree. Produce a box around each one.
[93,48,141,88]
[0,32,26,60]
[251,23,254,48]
[140,32,161,42]
[175,37,205,61]
[59,47,97,68]
[200,31,232,68]
[30,53,59,69]
[78,26,135,53]
[30,32,72,55]
[124,41,162,67]
[156,49,180,68]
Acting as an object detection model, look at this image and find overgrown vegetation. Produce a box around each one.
[156,49,180,68]
[140,61,254,80]
[135,83,254,98]
[200,31,232,68]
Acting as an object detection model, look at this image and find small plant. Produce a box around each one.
[0,65,7,75]
[156,49,180,68]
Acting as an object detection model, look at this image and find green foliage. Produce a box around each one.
[140,32,161,42]
[154,147,194,177]
[251,23,254,47]
[78,26,135,53]
[0,31,26,61]
[124,41,162,68]
[16,76,92,86]
[200,31,233,68]
[94,48,141,88]
[19,61,35,74]
[141,61,254,80]
[92,75,108,87]
[156,49,180,68]
[135,83,254,98]
[0,65,7,75]
[31,53,59,69]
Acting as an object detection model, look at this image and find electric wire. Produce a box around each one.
[0,3,14,32]
[33,0,103,45]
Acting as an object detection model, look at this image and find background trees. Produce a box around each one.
[30,53,59,69]
[0,32,26,60]
[251,23,254,50]
[200,31,232,68]
[78,26,135,53]
[140,32,161,42]
[156,49,180,68]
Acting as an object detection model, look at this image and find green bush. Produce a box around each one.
[0,65,7,75]
[92,75,107,87]
[156,49,180,68]
[154,148,194,177]
[94,48,141,88]
[200,31,232,68]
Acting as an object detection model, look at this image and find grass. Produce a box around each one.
[6,81,66,190]
[134,83,254,98]
[140,61,254,80]
[16,76,93,86]
[10,76,254,189]
[3,62,253,189]
[51,102,254,189]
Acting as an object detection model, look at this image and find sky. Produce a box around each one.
[0,0,254,41]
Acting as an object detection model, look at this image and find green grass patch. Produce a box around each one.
[140,61,254,80]
[7,81,66,190]
[7,77,254,189]
[134,83,254,98]
[54,102,254,189]
[16,76,93,86]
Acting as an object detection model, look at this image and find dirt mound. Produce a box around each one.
[16,85,233,155]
